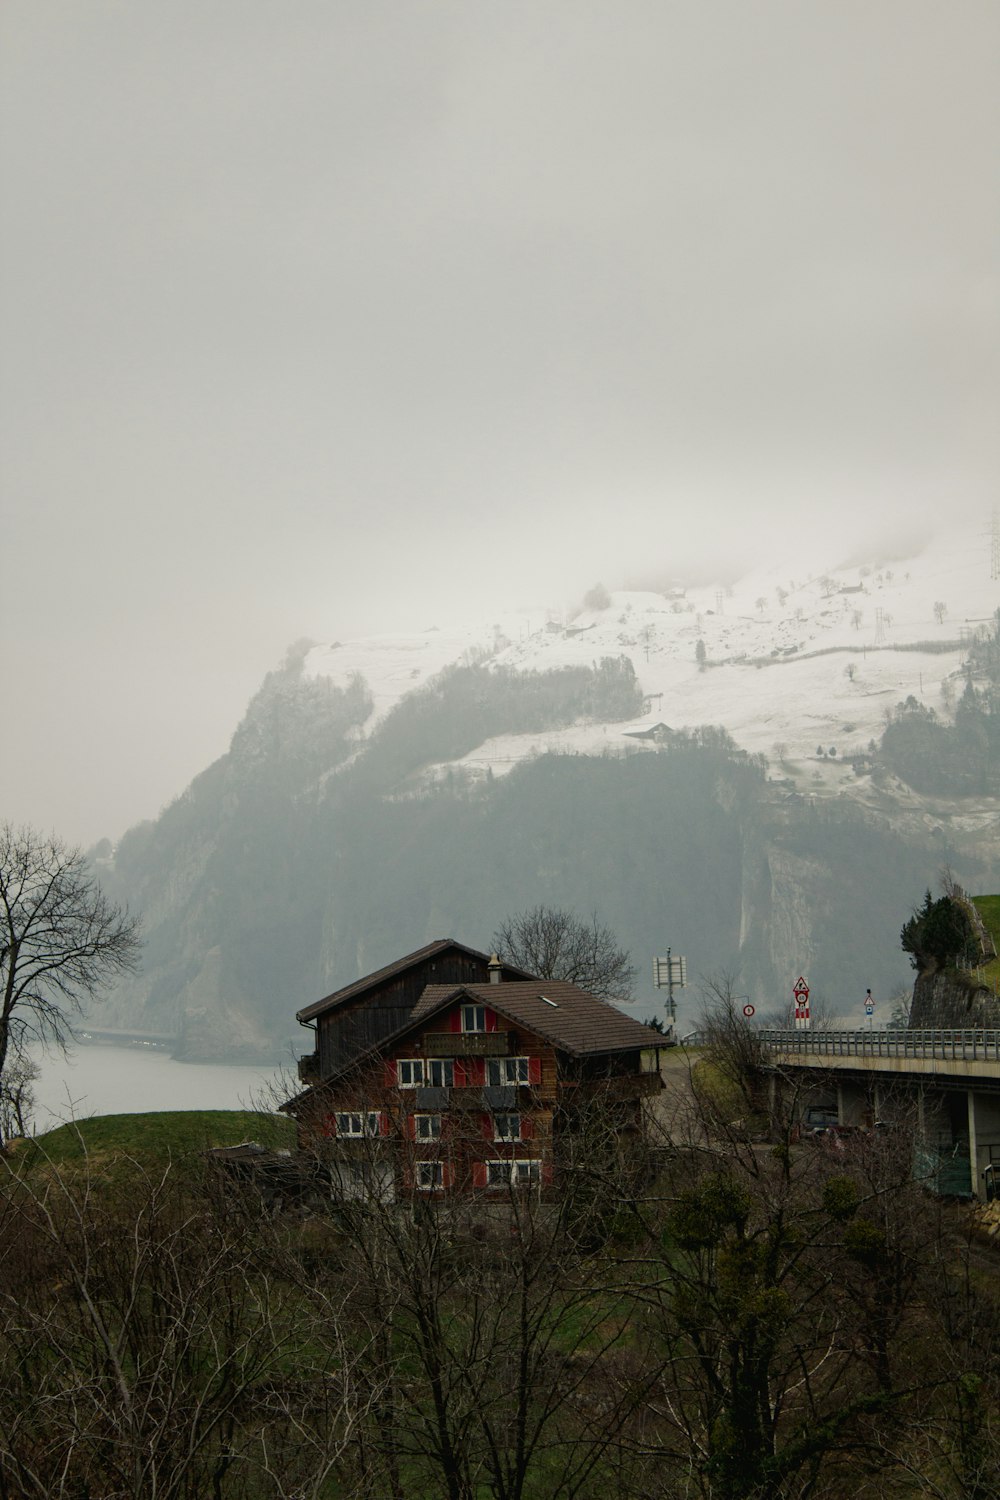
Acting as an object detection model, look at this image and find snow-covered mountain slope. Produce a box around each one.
[98,522,1000,1058]
[304,528,999,790]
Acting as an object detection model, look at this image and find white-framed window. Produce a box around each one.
[487,1057,531,1086]
[416,1161,444,1191]
[335,1111,382,1138]
[426,1058,455,1088]
[461,1004,487,1033]
[397,1059,424,1087]
[415,1113,442,1140]
[486,1159,541,1187]
[493,1113,521,1142]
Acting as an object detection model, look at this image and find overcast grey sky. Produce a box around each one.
[2,1,997,847]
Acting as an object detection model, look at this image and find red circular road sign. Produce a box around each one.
[743,1004,755,1018]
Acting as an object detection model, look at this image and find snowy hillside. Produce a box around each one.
[99,521,1000,1057]
[304,528,999,792]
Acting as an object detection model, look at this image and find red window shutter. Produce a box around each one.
[472,1161,487,1189]
[384,1060,397,1088]
[323,1113,336,1138]
[443,1162,454,1190]
[543,1162,554,1187]
[472,1057,486,1086]
[450,1008,461,1032]
[454,1059,468,1088]
[485,1008,497,1032]
[406,1114,416,1140]
[378,1111,390,1137]
[528,1057,542,1086]
[480,1112,493,1140]
[520,1113,534,1140]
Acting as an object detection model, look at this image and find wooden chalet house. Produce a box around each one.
[283,938,664,1200]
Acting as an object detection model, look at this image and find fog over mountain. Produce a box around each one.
[86,523,1000,1059]
[3,6,996,1048]
[2,3,996,848]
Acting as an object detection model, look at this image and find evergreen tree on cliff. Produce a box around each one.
[900,889,973,972]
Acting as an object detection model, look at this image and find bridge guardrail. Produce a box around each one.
[757,1028,1000,1063]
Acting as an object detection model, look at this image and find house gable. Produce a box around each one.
[297,939,531,1082]
[414,981,659,1060]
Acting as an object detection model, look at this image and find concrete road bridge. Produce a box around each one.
[757,1028,1000,1201]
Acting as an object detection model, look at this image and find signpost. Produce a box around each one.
[743,1003,755,1018]
[864,987,874,1029]
[653,948,687,1022]
[793,976,810,1031]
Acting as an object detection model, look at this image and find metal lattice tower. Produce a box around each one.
[873,607,887,647]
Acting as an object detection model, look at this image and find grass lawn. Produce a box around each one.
[971,894,1000,992]
[10,1109,295,1176]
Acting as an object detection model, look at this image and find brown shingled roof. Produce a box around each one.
[296,938,534,1023]
[281,977,658,1114]
[413,981,654,1058]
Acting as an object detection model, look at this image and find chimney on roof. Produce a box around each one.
[488,952,502,984]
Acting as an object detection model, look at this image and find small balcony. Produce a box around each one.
[482,1084,519,1110]
[297,1052,320,1086]
[448,1086,485,1111]
[447,1085,530,1110]
[423,1031,512,1057]
[572,1072,664,1100]
[414,1086,450,1109]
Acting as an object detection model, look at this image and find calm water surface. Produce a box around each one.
[29,1044,291,1133]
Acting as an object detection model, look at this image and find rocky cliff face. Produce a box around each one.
[91,646,1000,1058]
[910,969,1000,1028]
[738,841,826,1010]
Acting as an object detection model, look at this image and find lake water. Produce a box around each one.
[28,1044,293,1133]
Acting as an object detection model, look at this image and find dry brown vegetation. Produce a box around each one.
[1,1046,997,1500]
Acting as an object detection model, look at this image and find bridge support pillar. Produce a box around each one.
[968,1089,980,1201]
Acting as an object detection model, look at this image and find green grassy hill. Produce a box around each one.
[971,894,1000,991]
[972,893,1000,948]
[13,1110,295,1175]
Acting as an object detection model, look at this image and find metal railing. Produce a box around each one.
[757,1028,1000,1063]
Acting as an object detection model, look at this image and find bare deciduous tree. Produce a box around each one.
[492,905,636,1000]
[622,1004,986,1500]
[0,1148,365,1499]
[297,1080,655,1500]
[0,1051,37,1141]
[0,824,141,1140]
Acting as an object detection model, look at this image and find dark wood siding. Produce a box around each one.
[317,950,504,1076]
